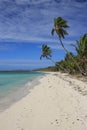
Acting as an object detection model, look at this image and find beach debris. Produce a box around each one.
[21,128,24,130]
[72,121,75,124]
[77,118,80,121]
[55,119,59,124]
[51,122,53,124]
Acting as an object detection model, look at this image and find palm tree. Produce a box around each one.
[51,17,69,52]
[71,34,87,58]
[51,17,85,75]
[71,34,87,73]
[40,44,68,73]
[40,44,52,60]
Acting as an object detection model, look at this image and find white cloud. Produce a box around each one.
[0,0,86,64]
[0,58,54,69]
[15,0,51,5]
[0,59,49,63]
[0,0,87,43]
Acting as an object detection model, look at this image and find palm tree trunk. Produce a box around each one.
[59,37,86,76]
[46,56,69,73]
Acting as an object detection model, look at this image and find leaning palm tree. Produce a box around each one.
[51,17,69,52]
[40,44,55,63]
[40,44,68,73]
[51,17,85,75]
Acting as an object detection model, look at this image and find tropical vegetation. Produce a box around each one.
[40,44,69,73]
[40,17,87,76]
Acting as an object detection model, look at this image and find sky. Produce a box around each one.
[0,0,87,70]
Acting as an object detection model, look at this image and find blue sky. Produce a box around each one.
[0,0,87,70]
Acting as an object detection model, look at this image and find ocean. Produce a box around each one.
[0,71,44,112]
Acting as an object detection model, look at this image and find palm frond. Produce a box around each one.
[61,29,68,36]
[71,43,76,48]
[71,34,87,57]
[40,55,43,60]
[51,28,55,35]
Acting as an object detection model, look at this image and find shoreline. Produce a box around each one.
[0,72,87,130]
[0,74,45,113]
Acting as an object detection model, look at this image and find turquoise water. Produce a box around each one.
[0,71,44,111]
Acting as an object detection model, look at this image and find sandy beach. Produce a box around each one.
[0,72,87,130]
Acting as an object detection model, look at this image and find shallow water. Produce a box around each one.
[0,71,44,112]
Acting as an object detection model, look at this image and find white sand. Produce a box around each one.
[0,72,87,130]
